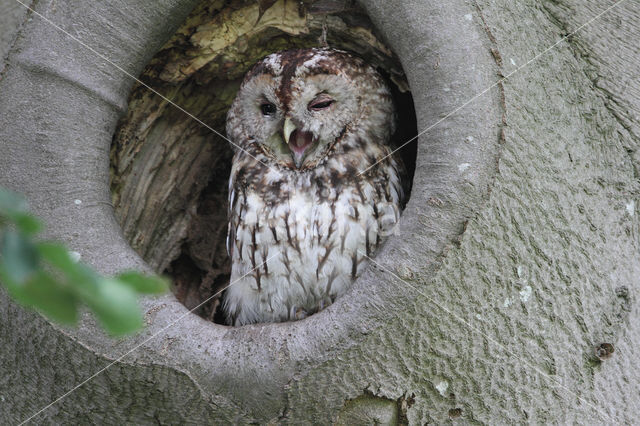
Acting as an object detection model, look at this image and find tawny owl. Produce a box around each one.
[223,48,404,326]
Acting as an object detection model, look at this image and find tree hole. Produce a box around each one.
[110,0,417,325]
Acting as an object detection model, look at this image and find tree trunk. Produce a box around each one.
[1,0,639,423]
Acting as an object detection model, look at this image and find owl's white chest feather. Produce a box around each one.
[224,162,401,326]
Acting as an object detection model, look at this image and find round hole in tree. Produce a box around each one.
[109,0,418,326]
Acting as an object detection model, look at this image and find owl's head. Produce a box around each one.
[226,48,395,170]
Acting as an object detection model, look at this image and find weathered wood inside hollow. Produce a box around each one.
[110,0,413,321]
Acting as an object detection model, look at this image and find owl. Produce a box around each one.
[223,48,404,326]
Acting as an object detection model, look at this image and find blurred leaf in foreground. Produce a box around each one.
[0,187,169,336]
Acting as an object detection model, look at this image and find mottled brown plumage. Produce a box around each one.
[224,48,404,325]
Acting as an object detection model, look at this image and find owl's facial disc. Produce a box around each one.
[228,49,394,171]
[283,118,317,168]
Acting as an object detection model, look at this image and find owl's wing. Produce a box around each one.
[382,145,408,208]
[226,212,234,259]
[226,169,238,258]
[394,152,409,208]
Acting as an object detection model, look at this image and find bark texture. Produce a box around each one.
[0,1,28,72]
[0,0,638,424]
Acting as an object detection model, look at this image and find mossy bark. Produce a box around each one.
[0,0,639,424]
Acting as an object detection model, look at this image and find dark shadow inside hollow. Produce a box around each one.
[109,0,417,325]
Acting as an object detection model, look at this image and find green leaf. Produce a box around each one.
[0,188,27,214]
[1,269,78,324]
[0,189,41,234]
[37,242,99,289]
[0,229,39,284]
[115,271,169,294]
[0,267,30,303]
[22,272,78,324]
[0,190,153,336]
[85,278,143,336]
[37,242,78,271]
[11,213,43,235]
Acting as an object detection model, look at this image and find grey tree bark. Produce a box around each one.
[1,0,639,424]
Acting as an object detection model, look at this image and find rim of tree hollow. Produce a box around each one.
[0,0,502,420]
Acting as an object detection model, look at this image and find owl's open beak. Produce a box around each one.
[283,117,315,169]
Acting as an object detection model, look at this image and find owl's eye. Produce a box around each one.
[308,96,334,111]
[260,102,277,116]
